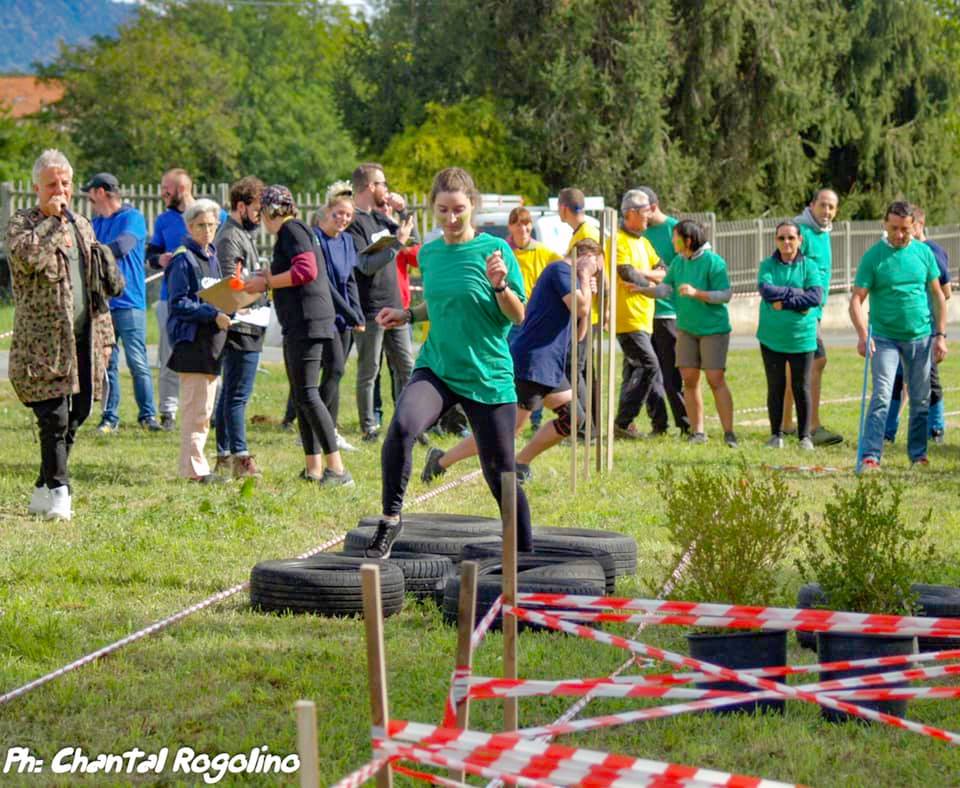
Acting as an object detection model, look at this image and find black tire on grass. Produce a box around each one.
[441,575,605,631]
[343,525,501,560]
[356,513,501,534]
[250,555,405,617]
[460,542,617,594]
[913,586,960,653]
[383,552,456,600]
[795,582,826,651]
[530,527,637,576]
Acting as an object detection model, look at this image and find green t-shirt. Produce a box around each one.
[416,233,526,404]
[799,223,832,319]
[756,254,820,353]
[663,247,731,336]
[643,216,679,318]
[854,239,939,342]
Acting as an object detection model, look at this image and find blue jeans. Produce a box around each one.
[862,335,931,462]
[102,308,156,425]
[215,347,260,455]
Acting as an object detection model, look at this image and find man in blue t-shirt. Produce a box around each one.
[421,239,602,484]
[145,168,194,430]
[83,173,160,433]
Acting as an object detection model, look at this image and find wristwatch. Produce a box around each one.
[405,308,415,324]
[492,284,508,293]
[933,332,947,338]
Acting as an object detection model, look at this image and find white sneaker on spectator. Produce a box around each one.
[28,485,52,515]
[45,486,72,521]
[336,431,358,452]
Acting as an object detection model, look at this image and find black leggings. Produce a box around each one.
[760,344,813,438]
[283,335,338,456]
[381,367,533,551]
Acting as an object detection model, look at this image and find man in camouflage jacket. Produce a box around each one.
[7,149,120,520]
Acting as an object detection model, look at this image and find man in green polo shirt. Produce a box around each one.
[849,200,948,469]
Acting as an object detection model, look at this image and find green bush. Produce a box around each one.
[795,478,934,615]
[654,459,805,607]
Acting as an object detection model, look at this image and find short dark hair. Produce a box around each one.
[775,220,801,236]
[508,206,532,225]
[884,200,914,221]
[638,186,659,206]
[352,162,384,194]
[229,176,265,211]
[558,187,585,213]
[428,167,480,209]
[674,219,708,252]
[811,187,838,205]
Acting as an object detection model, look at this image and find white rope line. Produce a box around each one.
[0,470,484,707]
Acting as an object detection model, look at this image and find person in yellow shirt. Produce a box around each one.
[612,189,669,439]
[508,206,561,300]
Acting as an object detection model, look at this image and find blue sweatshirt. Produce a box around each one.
[165,238,221,347]
[148,208,188,301]
[93,204,147,311]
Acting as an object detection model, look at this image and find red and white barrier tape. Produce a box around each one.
[330,754,395,788]
[514,593,960,636]
[507,605,960,745]
[443,594,503,726]
[377,720,798,787]
[0,470,485,707]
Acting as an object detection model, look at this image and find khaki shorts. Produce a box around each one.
[675,329,730,370]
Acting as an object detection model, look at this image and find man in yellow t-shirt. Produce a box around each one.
[612,189,668,439]
[508,206,561,299]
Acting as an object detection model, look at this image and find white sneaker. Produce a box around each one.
[336,431,358,452]
[28,485,52,515]
[45,486,72,521]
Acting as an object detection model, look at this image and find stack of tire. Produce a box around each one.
[249,514,638,621]
[795,582,960,652]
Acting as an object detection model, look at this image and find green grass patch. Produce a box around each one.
[1,345,959,786]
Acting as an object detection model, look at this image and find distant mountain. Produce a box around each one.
[0,0,135,74]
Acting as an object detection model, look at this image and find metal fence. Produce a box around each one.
[2,181,958,298]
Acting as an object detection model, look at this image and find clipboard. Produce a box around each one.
[199,277,262,313]
[359,229,416,256]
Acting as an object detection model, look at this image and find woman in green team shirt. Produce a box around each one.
[756,221,822,450]
[361,167,530,559]
[637,220,737,446]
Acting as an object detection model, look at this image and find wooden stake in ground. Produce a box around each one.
[450,560,479,782]
[501,471,518,732]
[360,564,393,788]
[569,246,578,492]
[596,214,607,474]
[294,700,320,788]
[605,208,619,471]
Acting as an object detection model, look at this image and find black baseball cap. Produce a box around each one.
[80,173,120,193]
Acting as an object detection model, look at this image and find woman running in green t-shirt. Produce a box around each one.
[362,167,531,559]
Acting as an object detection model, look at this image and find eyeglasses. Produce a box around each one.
[193,222,218,230]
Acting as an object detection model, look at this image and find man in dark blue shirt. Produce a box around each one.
[84,173,160,433]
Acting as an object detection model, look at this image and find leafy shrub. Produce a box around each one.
[654,459,805,606]
[796,478,933,615]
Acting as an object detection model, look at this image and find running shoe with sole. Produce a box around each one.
[364,518,403,559]
[765,434,784,449]
[421,448,446,483]
[811,426,843,446]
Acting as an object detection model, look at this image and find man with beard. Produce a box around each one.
[146,168,195,431]
[850,200,948,469]
[781,188,842,445]
[346,162,416,442]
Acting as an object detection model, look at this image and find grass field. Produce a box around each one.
[1,327,960,787]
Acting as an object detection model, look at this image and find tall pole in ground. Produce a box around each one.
[449,560,479,782]
[294,701,319,788]
[360,564,393,788]
[501,471,518,732]
[596,214,607,474]
[569,247,579,492]
[855,324,873,476]
[605,209,619,471]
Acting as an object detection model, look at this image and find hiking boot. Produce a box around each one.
[614,423,642,440]
[45,486,72,520]
[140,417,163,432]
[28,485,52,515]
[320,468,355,487]
[798,436,815,451]
[214,455,232,476]
[516,463,532,484]
[724,431,739,448]
[811,426,843,446]
[421,448,446,483]
[232,454,261,478]
[160,414,176,432]
[687,432,708,445]
[765,433,784,449]
[364,518,403,559]
[96,421,119,435]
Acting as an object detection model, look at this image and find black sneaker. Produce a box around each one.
[160,414,176,432]
[362,430,380,443]
[421,448,446,483]
[140,417,163,432]
[364,518,403,559]
[299,469,323,483]
[320,468,355,487]
[724,431,739,448]
[516,463,532,484]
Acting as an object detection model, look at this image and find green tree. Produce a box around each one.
[0,107,72,183]
[379,98,547,201]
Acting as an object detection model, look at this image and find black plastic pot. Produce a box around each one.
[686,629,788,715]
[816,632,914,723]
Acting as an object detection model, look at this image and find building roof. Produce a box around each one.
[0,76,63,117]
